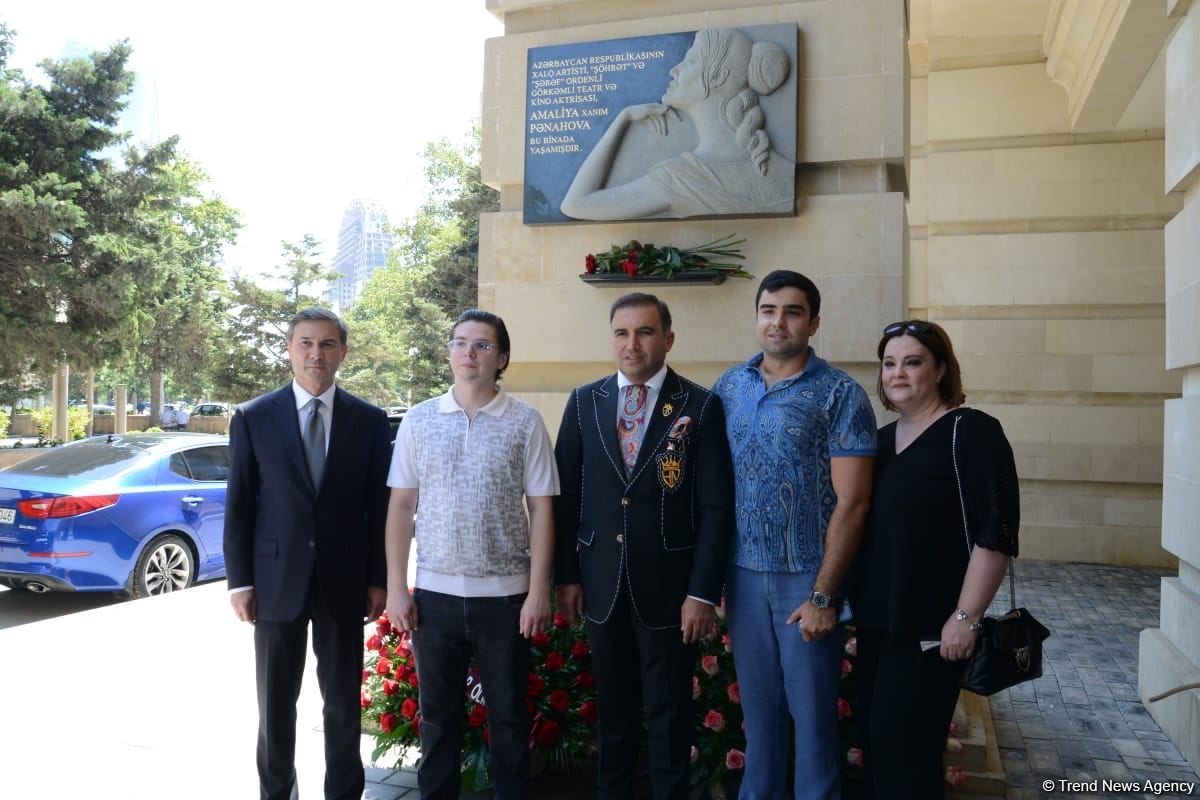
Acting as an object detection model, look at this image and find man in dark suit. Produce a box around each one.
[554,293,734,800]
[224,306,391,800]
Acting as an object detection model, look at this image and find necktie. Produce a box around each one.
[303,398,326,490]
[618,384,648,477]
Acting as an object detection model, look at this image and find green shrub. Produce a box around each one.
[0,409,8,438]
[31,407,90,442]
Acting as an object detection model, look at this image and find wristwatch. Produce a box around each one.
[954,608,983,632]
[809,590,835,609]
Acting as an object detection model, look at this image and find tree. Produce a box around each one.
[0,26,240,414]
[214,236,339,400]
[341,129,498,404]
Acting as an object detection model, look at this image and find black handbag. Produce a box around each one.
[951,414,1050,696]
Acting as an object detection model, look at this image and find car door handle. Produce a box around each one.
[182,496,205,506]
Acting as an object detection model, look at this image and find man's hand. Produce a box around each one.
[230,589,257,624]
[519,587,552,638]
[555,584,584,625]
[786,601,837,643]
[365,586,386,622]
[387,588,418,633]
[680,598,715,644]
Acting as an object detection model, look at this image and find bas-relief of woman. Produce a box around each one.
[560,28,796,220]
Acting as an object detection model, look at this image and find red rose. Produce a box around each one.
[536,719,561,747]
[579,700,599,724]
[703,709,725,732]
[375,658,392,676]
[527,673,545,697]
[526,698,536,714]
[725,748,745,770]
[382,678,400,696]
[469,705,488,727]
[585,254,598,274]
[552,612,567,628]
[380,712,398,733]
[408,672,419,688]
[549,689,570,712]
[361,669,371,683]
[378,645,390,660]
[621,259,638,277]
[401,698,419,721]
[544,651,565,670]
[837,697,852,720]
[722,633,732,653]
[701,655,719,676]
[841,659,853,678]
[575,671,595,688]
[532,631,551,649]
[360,689,372,709]
[412,715,421,737]
[727,682,741,704]
[571,640,589,660]
[395,638,411,657]
[846,747,864,767]
[692,676,701,700]
[365,633,382,652]
[376,616,392,636]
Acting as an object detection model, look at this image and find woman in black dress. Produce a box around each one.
[849,320,1019,799]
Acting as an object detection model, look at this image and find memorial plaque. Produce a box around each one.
[523,24,798,225]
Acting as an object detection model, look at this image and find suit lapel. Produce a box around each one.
[590,375,626,484]
[629,369,689,484]
[322,388,358,494]
[273,385,314,496]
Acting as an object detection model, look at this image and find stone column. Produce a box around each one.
[86,367,95,436]
[1139,0,1200,774]
[50,364,67,441]
[115,384,127,434]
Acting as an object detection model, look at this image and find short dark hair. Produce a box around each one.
[609,292,672,333]
[755,270,821,318]
[452,308,511,380]
[875,320,966,411]
[287,307,348,345]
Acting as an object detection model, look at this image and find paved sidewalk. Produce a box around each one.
[0,562,1196,799]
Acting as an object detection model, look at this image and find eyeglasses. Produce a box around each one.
[882,320,935,337]
[448,339,497,353]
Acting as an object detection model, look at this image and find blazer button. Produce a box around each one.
[620,497,630,507]
[616,534,624,543]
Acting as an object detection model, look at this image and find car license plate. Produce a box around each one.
[0,508,14,525]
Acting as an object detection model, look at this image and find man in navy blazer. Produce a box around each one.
[224,307,391,800]
[554,293,734,800]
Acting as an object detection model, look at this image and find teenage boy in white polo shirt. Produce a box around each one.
[384,308,559,800]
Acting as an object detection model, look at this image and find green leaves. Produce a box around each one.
[584,234,751,279]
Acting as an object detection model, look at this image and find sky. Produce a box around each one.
[2,1,503,279]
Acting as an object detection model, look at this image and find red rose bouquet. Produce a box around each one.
[582,234,751,279]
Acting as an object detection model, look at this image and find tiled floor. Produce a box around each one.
[985,561,1198,799]
[363,561,1200,799]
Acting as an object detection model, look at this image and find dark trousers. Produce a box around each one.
[254,577,365,800]
[856,628,965,800]
[587,586,696,800]
[411,588,531,800]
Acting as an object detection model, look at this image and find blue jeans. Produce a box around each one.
[411,589,531,800]
[726,566,842,800]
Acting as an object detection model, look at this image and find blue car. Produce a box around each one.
[0,433,229,597]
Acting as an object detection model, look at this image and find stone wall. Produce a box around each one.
[480,0,908,432]
[909,0,1181,568]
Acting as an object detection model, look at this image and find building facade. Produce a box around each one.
[478,0,1200,770]
[328,199,394,311]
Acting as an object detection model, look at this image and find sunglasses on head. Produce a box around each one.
[883,320,935,337]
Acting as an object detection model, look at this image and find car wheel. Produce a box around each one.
[129,534,194,598]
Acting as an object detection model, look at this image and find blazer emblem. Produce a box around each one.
[661,403,674,417]
[656,450,685,492]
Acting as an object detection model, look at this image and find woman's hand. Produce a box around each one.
[939,612,979,661]
[618,102,676,135]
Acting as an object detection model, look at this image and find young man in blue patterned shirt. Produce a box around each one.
[712,270,877,800]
